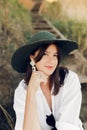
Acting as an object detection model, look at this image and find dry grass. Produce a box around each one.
[0,0,32,52]
[57,0,87,20]
[41,1,87,54]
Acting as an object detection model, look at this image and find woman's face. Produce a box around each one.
[31,44,58,76]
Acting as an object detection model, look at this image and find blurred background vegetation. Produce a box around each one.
[0,0,32,52]
[0,0,87,129]
[0,0,32,105]
[41,0,87,57]
[0,0,32,129]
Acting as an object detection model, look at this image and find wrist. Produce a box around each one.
[27,82,39,94]
[27,86,36,97]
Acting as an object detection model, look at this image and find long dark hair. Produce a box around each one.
[24,43,68,95]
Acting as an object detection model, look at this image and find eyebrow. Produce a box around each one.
[45,51,58,55]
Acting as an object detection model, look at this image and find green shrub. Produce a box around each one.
[53,20,87,51]
[0,0,32,54]
[42,1,87,52]
[42,1,62,21]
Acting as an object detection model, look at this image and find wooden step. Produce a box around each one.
[31,15,43,19]
[32,23,54,28]
[32,23,51,27]
[33,25,53,29]
[31,2,42,12]
[32,0,43,1]
[32,19,47,23]
[32,17,45,21]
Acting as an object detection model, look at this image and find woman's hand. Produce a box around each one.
[28,71,48,93]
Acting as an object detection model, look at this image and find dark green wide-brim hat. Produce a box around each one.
[11,31,78,73]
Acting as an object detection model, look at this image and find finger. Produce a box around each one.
[31,71,48,83]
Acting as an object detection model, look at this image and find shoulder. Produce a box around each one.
[13,79,27,111]
[14,79,27,97]
[64,70,81,89]
[65,70,79,81]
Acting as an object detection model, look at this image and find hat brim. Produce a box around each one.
[11,39,78,73]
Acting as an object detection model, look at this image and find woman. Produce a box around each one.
[11,31,83,130]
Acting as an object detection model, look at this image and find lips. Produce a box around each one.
[45,66,54,70]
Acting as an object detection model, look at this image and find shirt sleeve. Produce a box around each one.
[56,71,83,130]
[13,80,26,130]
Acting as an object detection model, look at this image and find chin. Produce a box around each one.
[45,71,54,76]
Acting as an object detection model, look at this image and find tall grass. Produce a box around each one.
[53,20,87,52]
[42,1,87,53]
[0,0,32,54]
[42,1,62,21]
[0,1,32,129]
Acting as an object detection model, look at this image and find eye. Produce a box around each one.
[43,52,48,56]
[53,54,58,57]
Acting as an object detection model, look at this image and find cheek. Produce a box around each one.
[55,58,58,65]
[55,61,58,69]
[35,60,44,70]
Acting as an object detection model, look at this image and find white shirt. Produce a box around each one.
[13,70,83,130]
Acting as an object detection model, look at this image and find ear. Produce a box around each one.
[30,55,34,61]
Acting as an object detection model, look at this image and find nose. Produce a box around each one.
[47,56,57,64]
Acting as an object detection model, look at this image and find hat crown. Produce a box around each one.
[29,31,57,44]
